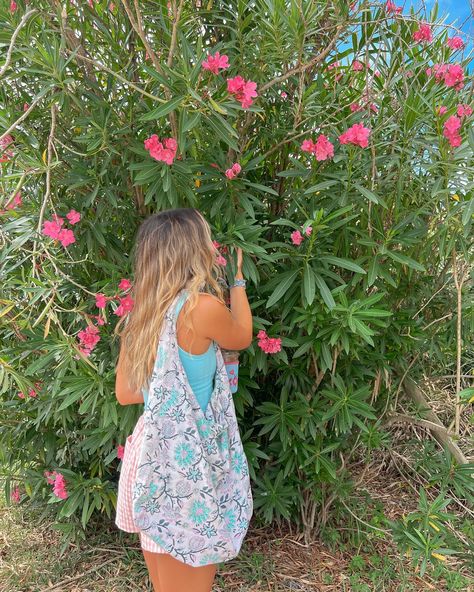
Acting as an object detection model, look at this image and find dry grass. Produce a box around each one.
[1,459,471,592]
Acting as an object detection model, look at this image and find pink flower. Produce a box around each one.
[457,104,472,117]
[447,36,464,50]
[301,135,334,161]
[291,230,304,245]
[385,1,402,13]
[58,228,75,248]
[444,64,464,90]
[52,473,68,499]
[313,134,334,161]
[216,254,227,266]
[6,191,22,210]
[28,388,37,398]
[352,60,364,71]
[437,106,447,115]
[95,293,107,309]
[10,0,17,12]
[301,139,316,153]
[227,76,258,109]
[23,103,29,112]
[257,330,282,354]
[44,470,58,485]
[339,123,371,148]
[202,51,230,75]
[328,61,340,70]
[11,485,20,503]
[77,324,101,356]
[0,134,14,162]
[369,102,378,113]
[17,391,25,399]
[443,115,462,148]
[413,23,432,43]
[117,445,125,460]
[225,162,241,179]
[305,226,312,236]
[350,102,362,112]
[144,135,177,165]
[94,315,105,326]
[114,295,134,317]
[66,209,81,224]
[42,220,62,240]
[281,91,288,99]
[118,278,132,291]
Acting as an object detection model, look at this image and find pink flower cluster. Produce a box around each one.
[144,135,177,165]
[0,191,22,215]
[117,444,125,460]
[447,36,464,50]
[413,23,432,43]
[44,470,68,499]
[257,330,282,354]
[202,51,229,75]
[10,0,16,13]
[0,134,14,162]
[301,134,334,161]
[42,210,81,248]
[212,240,227,266]
[339,123,371,148]
[225,162,241,179]
[17,381,41,399]
[457,104,472,117]
[426,63,464,90]
[385,1,402,14]
[352,60,364,71]
[291,226,312,246]
[227,76,258,109]
[443,115,462,148]
[77,324,101,356]
[11,485,21,503]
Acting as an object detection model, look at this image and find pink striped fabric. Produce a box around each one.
[115,413,167,554]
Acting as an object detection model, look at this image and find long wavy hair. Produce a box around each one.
[114,208,226,395]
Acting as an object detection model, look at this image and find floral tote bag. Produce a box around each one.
[132,288,253,566]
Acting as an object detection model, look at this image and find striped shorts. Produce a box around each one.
[115,413,167,554]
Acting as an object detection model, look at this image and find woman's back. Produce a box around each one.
[143,292,216,412]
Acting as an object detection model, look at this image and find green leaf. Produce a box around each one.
[354,183,388,208]
[304,180,339,194]
[386,250,426,271]
[314,274,336,309]
[139,95,185,122]
[303,263,316,305]
[319,255,366,274]
[266,269,299,308]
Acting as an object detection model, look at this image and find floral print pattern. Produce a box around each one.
[132,289,253,566]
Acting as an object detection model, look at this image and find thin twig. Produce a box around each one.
[0,9,38,78]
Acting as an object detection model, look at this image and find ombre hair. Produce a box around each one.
[114,208,226,395]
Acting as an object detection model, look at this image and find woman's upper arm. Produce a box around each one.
[192,293,252,350]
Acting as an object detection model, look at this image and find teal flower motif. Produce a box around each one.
[186,466,202,482]
[174,442,195,467]
[201,523,217,538]
[223,508,237,532]
[197,417,212,439]
[231,452,244,474]
[189,500,210,525]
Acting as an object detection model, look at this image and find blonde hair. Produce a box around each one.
[114,208,226,395]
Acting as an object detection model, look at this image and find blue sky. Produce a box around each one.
[411,0,473,39]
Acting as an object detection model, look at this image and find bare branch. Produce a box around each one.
[0,9,37,78]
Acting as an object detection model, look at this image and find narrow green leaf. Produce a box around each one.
[139,95,185,122]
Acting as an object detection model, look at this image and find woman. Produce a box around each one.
[114,208,253,592]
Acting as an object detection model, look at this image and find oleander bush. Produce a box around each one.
[1,0,473,574]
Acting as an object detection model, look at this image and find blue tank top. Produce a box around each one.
[143,292,217,412]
